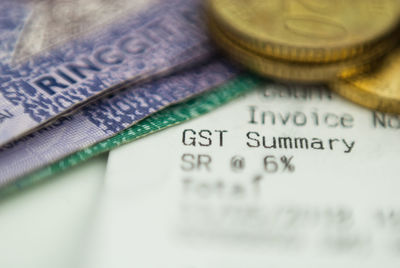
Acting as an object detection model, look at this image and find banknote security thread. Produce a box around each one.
[0,0,214,147]
[0,74,261,196]
[0,59,239,188]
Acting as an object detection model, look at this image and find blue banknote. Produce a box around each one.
[0,2,29,63]
[0,0,214,147]
[0,59,238,187]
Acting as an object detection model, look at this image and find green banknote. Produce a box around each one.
[0,75,262,197]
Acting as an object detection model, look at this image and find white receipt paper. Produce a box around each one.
[83,82,400,268]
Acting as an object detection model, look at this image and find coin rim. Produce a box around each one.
[331,75,400,114]
[208,0,400,63]
[208,16,396,83]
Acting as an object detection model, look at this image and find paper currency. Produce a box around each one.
[0,0,214,147]
[0,2,29,63]
[83,83,400,267]
[0,59,238,188]
[12,0,157,61]
[0,75,260,196]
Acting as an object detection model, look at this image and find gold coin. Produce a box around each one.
[208,0,400,63]
[331,47,400,114]
[209,17,397,83]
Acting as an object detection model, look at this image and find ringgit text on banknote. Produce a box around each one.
[0,0,214,147]
[0,75,260,196]
[0,59,238,187]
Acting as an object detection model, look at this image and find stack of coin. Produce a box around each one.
[207,0,400,84]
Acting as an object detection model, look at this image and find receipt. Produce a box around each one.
[82,82,400,268]
[0,154,107,268]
